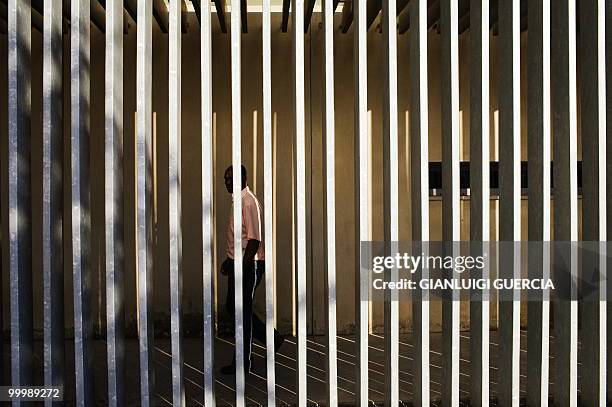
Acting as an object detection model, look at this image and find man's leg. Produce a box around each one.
[225,269,235,315]
[223,263,256,372]
[223,269,238,371]
[251,261,284,349]
[241,262,257,371]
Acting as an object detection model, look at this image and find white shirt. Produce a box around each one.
[226,186,265,261]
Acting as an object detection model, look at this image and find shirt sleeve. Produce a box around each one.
[244,198,262,242]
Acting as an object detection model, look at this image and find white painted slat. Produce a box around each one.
[70,0,94,403]
[262,0,276,403]
[409,0,430,405]
[136,0,155,403]
[606,0,612,400]
[105,0,125,403]
[353,0,370,403]
[201,0,216,403]
[42,0,64,401]
[322,0,338,405]
[230,0,245,403]
[169,0,185,404]
[292,0,307,403]
[8,0,33,397]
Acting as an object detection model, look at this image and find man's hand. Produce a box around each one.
[220,257,233,276]
[221,239,258,276]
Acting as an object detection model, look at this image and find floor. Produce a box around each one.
[2,331,550,406]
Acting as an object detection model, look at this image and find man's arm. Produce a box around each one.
[243,239,260,265]
[220,240,258,276]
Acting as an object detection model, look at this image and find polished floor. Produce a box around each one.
[2,330,555,406]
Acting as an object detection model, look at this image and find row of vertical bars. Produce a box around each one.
[2,0,610,406]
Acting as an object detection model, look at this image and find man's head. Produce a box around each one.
[224,164,248,194]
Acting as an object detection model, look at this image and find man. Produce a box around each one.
[221,164,284,375]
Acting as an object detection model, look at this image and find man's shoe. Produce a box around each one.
[275,334,285,353]
[220,363,235,375]
[220,363,251,375]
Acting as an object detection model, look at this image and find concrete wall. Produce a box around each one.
[0,11,584,337]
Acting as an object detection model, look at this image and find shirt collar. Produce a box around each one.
[232,186,250,201]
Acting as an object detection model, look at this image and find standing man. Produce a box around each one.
[221,164,284,375]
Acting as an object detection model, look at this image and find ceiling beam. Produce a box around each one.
[31,6,43,32]
[0,0,43,34]
[31,0,71,29]
[95,0,133,33]
[490,0,498,33]
[0,0,8,31]
[281,0,290,32]
[519,0,527,31]
[366,0,381,29]
[398,0,436,34]
[397,5,409,33]
[124,0,137,23]
[426,0,439,29]
[98,0,137,25]
[396,0,408,16]
[153,0,169,33]
[342,0,385,31]
[193,0,201,24]
[241,0,247,32]
[304,0,316,32]
[181,0,189,32]
[214,0,228,32]
[457,0,470,33]
[340,0,352,32]
[91,0,106,32]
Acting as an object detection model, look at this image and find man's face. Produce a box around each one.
[224,169,233,194]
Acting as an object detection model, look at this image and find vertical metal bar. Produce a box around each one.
[526,0,551,405]
[169,0,185,404]
[262,0,276,403]
[136,0,155,404]
[230,0,245,401]
[42,0,64,400]
[440,0,459,405]
[8,0,33,393]
[292,0,307,402]
[469,1,490,406]
[409,0,429,405]
[71,0,94,403]
[551,0,578,405]
[201,0,216,404]
[105,0,125,404]
[0,109,2,387]
[322,0,337,405]
[353,0,369,402]
[607,0,612,400]
[498,0,521,405]
[261,0,276,407]
[382,0,399,403]
[579,1,606,405]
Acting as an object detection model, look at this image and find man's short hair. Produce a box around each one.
[225,164,248,183]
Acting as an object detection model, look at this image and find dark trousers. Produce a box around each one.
[225,260,281,368]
